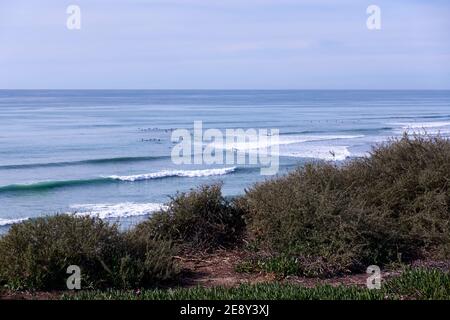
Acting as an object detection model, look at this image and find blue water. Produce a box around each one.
[1,90,450,232]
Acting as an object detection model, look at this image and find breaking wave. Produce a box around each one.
[0,167,238,193]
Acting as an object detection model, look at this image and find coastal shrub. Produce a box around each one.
[132,184,246,251]
[243,135,450,276]
[118,233,179,288]
[0,215,178,290]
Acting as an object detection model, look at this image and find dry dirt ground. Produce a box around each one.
[175,249,400,288]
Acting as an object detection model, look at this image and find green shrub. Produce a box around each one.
[243,135,450,276]
[0,215,179,290]
[132,184,246,251]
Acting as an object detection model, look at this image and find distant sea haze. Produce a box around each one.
[1,90,450,232]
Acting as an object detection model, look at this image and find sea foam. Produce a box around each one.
[208,134,364,152]
[72,202,167,219]
[282,145,352,161]
[0,202,166,227]
[391,121,450,135]
[392,121,450,129]
[108,167,237,182]
[0,217,30,227]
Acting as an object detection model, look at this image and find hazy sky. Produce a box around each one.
[1,0,449,89]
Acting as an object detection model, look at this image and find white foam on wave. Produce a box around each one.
[0,217,29,227]
[391,121,450,136]
[0,203,166,227]
[392,121,450,129]
[208,134,364,152]
[282,145,352,161]
[108,167,237,182]
[71,202,167,219]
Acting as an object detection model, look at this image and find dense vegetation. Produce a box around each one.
[132,184,246,251]
[0,215,178,290]
[66,268,450,300]
[1,135,450,295]
[241,135,450,276]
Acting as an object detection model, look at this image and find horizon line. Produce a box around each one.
[1,88,450,91]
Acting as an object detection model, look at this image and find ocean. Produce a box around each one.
[1,90,450,233]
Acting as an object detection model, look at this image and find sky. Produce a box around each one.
[0,0,449,89]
